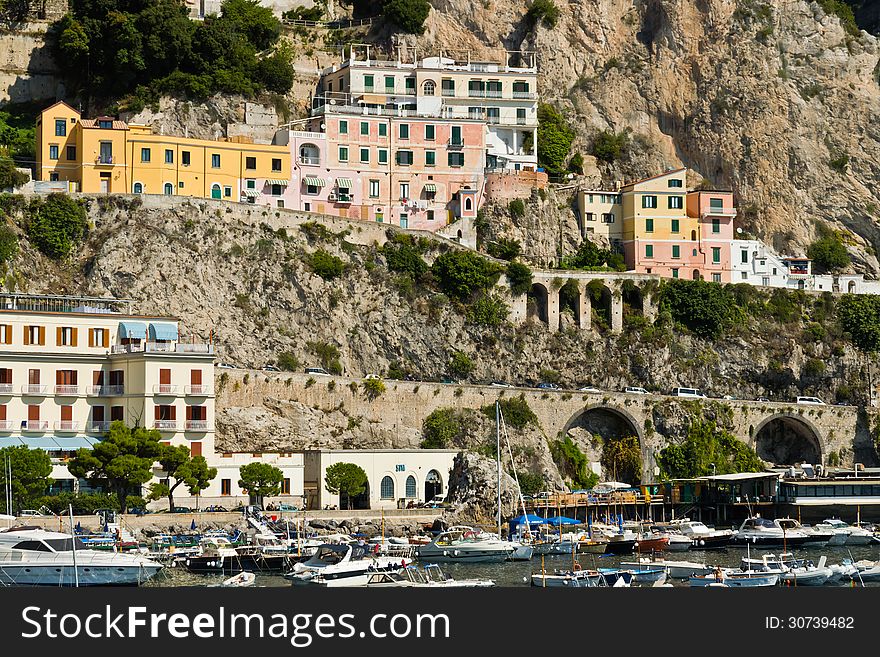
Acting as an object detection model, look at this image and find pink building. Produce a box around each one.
[687,190,736,283]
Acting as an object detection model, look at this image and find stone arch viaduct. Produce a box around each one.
[218,372,868,483]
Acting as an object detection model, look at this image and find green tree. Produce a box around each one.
[362,377,386,399]
[658,278,741,338]
[537,103,575,176]
[448,350,475,380]
[838,294,880,351]
[508,199,526,218]
[277,351,300,371]
[324,462,368,509]
[26,194,87,259]
[481,395,538,429]
[467,293,509,326]
[431,250,503,301]
[591,130,630,163]
[506,261,533,295]
[68,422,163,511]
[421,408,460,448]
[381,0,431,34]
[807,235,850,272]
[147,444,217,510]
[256,45,294,93]
[526,0,560,27]
[0,225,18,264]
[549,436,598,489]
[516,471,545,496]
[0,159,28,190]
[307,340,342,374]
[600,436,642,484]
[0,446,52,512]
[487,237,522,261]
[238,462,284,507]
[383,238,428,277]
[657,419,765,480]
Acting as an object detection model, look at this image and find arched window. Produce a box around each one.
[163,183,173,196]
[848,281,857,293]
[690,230,697,241]
[211,183,221,200]
[692,270,700,280]
[380,476,394,499]
[425,470,442,501]
[133,182,143,194]
[465,197,472,211]
[405,475,416,498]
[423,80,435,96]
[299,144,320,165]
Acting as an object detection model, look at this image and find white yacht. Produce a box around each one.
[819,519,874,545]
[0,526,163,586]
[285,543,410,587]
[732,517,812,548]
[671,519,735,549]
[416,526,515,563]
[776,518,832,547]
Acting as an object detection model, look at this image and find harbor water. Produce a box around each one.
[142,544,880,588]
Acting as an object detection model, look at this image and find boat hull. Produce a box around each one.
[603,539,636,555]
[531,572,601,588]
[0,564,163,586]
[417,547,513,563]
[690,573,779,587]
[184,554,291,574]
[636,538,669,553]
[731,534,813,549]
[780,569,832,586]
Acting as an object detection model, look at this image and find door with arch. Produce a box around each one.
[211,184,222,200]
[164,183,174,195]
[424,470,442,501]
[133,182,143,194]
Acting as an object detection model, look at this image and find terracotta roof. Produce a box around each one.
[622,167,687,189]
[80,118,128,129]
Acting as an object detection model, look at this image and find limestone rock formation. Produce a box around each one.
[445,451,522,524]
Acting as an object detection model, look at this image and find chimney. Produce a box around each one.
[613,180,622,191]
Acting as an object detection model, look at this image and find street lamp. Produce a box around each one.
[710,463,716,477]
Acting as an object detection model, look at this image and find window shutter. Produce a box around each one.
[88,329,94,347]
[61,405,72,421]
[56,370,63,385]
[169,406,176,421]
[71,328,77,347]
[186,406,193,421]
[93,370,103,385]
[39,326,45,345]
[2,325,8,344]
[160,369,171,385]
[28,405,39,421]
[154,406,161,420]
[0,405,5,421]
[23,326,29,346]
[190,442,202,457]
[56,327,62,345]
[93,405,104,422]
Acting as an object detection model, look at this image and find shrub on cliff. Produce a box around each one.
[807,234,850,272]
[307,249,345,280]
[381,0,430,34]
[838,294,880,351]
[487,237,522,261]
[600,436,642,484]
[526,0,560,28]
[431,250,503,302]
[506,261,533,295]
[382,239,428,278]
[0,159,28,190]
[657,419,764,480]
[467,293,509,326]
[0,225,18,265]
[447,351,475,380]
[590,129,630,163]
[658,278,741,339]
[421,408,459,448]
[536,103,574,176]
[549,436,598,490]
[481,395,538,429]
[26,193,87,259]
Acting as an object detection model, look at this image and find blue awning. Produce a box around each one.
[18,437,61,451]
[53,436,98,450]
[118,321,147,339]
[509,514,548,527]
[0,437,22,448]
[149,323,178,341]
[545,516,582,526]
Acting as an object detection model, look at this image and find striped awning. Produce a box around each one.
[242,189,260,198]
[266,179,288,186]
[336,178,353,189]
[304,176,326,187]
[424,183,437,193]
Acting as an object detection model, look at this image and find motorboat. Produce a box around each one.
[622,557,713,579]
[780,556,833,586]
[603,530,638,555]
[183,536,292,574]
[740,552,799,573]
[776,518,832,547]
[0,526,163,586]
[531,569,603,588]
[416,526,515,563]
[672,520,734,549]
[285,543,410,587]
[732,517,812,548]
[850,559,880,581]
[213,571,257,587]
[610,565,666,583]
[813,521,850,546]
[594,569,633,587]
[365,564,495,588]
[828,560,859,582]
[635,533,669,553]
[665,533,693,552]
[820,519,874,545]
[689,568,779,587]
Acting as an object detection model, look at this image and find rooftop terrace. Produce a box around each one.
[0,294,134,315]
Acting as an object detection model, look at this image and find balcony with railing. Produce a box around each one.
[154,420,177,431]
[22,384,48,395]
[185,420,210,431]
[87,385,125,396]
[447,139,465,149]
[153,384,178,395]
[54,385,80,396]
[111,342,214,355]
[703,206,738,218]
[0,383,12,394]
[0,420,13,431]
[512,91,537,99]
[54,420,80,432]
[184,385,211,396]
[95,155,115,165]
[299,156,320,166]
[22,420,49,432]
[87,421,111,433]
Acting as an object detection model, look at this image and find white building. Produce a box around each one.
[304,449,459,510]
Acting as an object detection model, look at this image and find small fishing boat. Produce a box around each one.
[850,559,880,581]
[635,533,669,553]
[531,569,602,588]
[665,533,693,552]
[365,564,495,588]
[780,557,833,586]
[622,558,713,579]
[608,565,666,583]
[689,568,779,587]
[603,531,638,555]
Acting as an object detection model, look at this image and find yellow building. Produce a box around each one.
[36,102,292,204]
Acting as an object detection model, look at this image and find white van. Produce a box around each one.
[796,396,825,405]
[624,386,649,395]
[671,387,706,399]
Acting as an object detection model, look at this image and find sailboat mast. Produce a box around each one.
[69,504,79,588]
[496,401,502,537]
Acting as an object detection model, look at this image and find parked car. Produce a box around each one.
[203,505,228,512]
[305,367,331,376]
[364,374,382,381]
[18,509,47,518]
[169,506,193,513]
[722,395,737,400]
[490,380,514,388]
[537,382,561,390]
[796,396,825,405]
[671,387,707,399]
[262,365,281,372]
[128,507,150,516]
[216,362,237,370]
[624,386,649,395]
[441,377,457,384]
[578,386,602,393]
[756,396,770,402]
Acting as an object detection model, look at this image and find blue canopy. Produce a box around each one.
[18,437,61,451]
[509,513,548,528]
[545,516,581,526]
[53,436,99,451]
[118,321,147,339]
[0,437,22,448]
[149,323,178,341]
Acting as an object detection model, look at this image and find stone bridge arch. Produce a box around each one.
[562,404,649,484]
[753,413,824,466]
[527,282,551,325]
